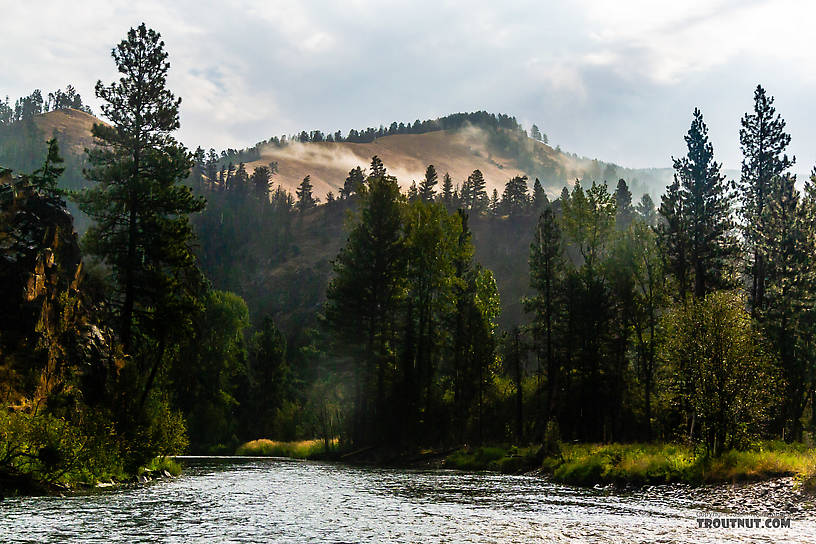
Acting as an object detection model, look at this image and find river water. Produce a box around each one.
[1,457,814,543]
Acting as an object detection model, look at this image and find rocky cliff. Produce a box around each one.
[0,169,121,410]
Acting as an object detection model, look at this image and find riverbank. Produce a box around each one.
[234,437,816,492]
[444,442,816,489]
[0,456,181,497]
[235,439,338,459]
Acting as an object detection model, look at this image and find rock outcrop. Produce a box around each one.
[0,169,121,408]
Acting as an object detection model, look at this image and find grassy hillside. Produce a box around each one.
[242,126,671,200]
[0,108,102,231]
[0,109,673,204]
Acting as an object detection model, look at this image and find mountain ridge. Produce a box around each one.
[1,109,675,200]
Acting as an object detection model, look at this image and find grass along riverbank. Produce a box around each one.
[444,442,816,488]
[233,438,816,489]
[235,439,338,459]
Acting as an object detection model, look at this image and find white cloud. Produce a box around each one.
[1,0,815,171]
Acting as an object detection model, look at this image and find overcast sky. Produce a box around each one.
[3,0,815,174]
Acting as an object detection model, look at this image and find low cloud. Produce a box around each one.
[2,0,815,173]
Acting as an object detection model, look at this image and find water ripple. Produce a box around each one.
[1,458,813,543]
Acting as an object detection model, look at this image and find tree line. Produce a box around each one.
[318,85,816,457]
[0,86,93,127]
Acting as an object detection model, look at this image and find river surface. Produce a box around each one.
[1,457,814,543]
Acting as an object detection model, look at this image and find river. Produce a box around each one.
[1,457,814,543]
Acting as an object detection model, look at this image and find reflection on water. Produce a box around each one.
[1,457,814,543]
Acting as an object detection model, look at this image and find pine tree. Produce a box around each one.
[530,124,542,141]
[225,162,235,191]
[341,166,365,199]
[296,175,317,211]
[532,178,548,212]
[325,175,405,445]
[636,193,657,227]
[234,162,249,194]
[738,85,795,314]
[658,177,689,300]
[459,177,472,213]
[559,186,570,207]
[419,164,438,202]
[760,172,808,439]
[614,179,634,230]
[467,169,487,215]
[369,155,387,179]
[525,204,563,430]
[250,166,272,201]
[77,23,206,364]
[31,138,64,196]
[488,188,500,216]
[407,181,419,201]
[440,172,454,209]
[500,175,530,216]
[673,108,736,299]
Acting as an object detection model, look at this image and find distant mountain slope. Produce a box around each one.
[33,108,100,159]
[244,128,551,197]
[241,126,673,199]
[0,108,99,191]
[0,109,675,202]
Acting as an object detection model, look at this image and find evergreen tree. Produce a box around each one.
[673,108,736,299]
[738,85,794,314]
[225,162,235,191]
[233,162,249,194]
[532,178,548,212]
[440,172,454,210]
[459,177,472,213]
[341,166,365,199]
[658,177,689,300]
[488,188,500,216]
[296,175,317,211]
[467,169,487,215]
[530,124,542,141]
[635,193,657,226]
[761,172,809,439]
[325,174,405,445]
[249,316,291,438]
[250,165,272,201]
[525,204,563,431]
[614,178,634,230]
[369,155,387,179]
[500,175,530,216]
[419,164,438,202]
[31,138,64,196]
[407,181,419,201]
[77,23,206,368]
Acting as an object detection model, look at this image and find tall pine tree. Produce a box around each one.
[419,164,438,202]
[673,108,736,299]
[738,85,794,314]
[77,23,205,360]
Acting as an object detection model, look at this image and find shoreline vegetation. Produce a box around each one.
[235,439,816,492]
[0,456,181,497]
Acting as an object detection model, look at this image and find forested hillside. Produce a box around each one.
[0,101,674,209]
